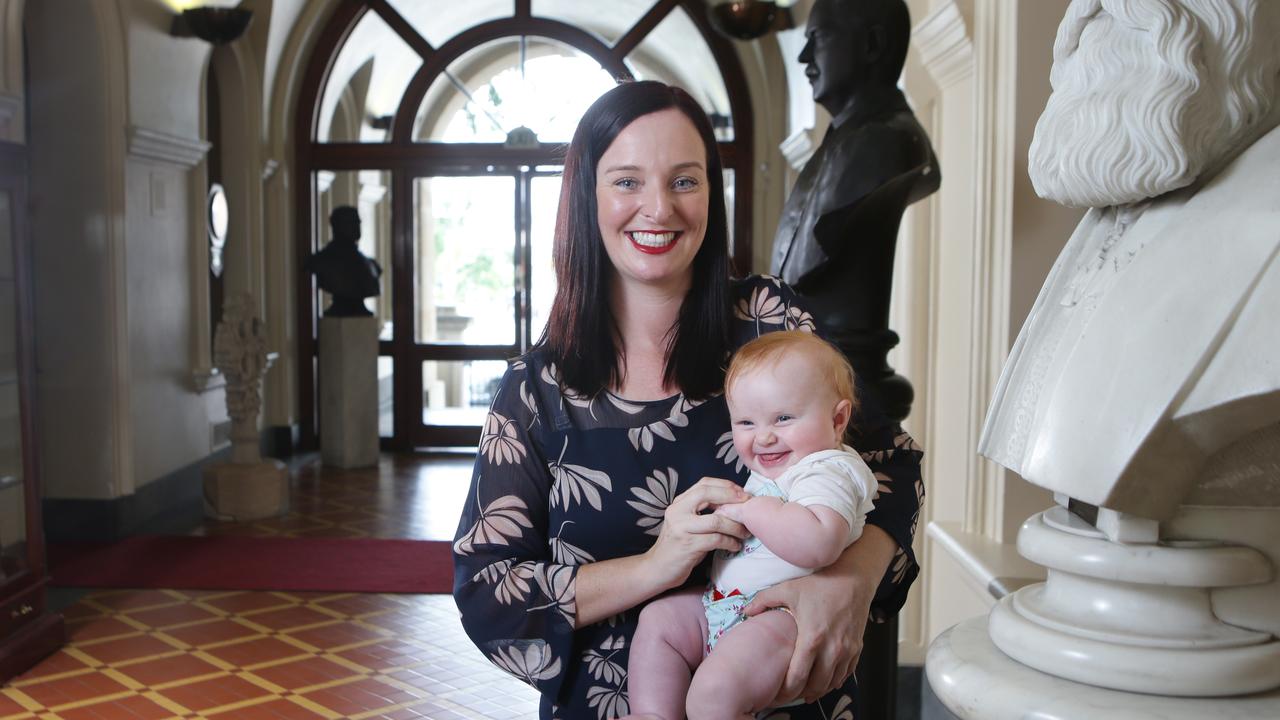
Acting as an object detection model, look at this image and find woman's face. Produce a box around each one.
[595,108,710,294]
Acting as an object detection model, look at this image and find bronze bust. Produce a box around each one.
[306,206,383,318]
[772,0,939,421]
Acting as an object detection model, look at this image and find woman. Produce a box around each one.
[453,81,922,719]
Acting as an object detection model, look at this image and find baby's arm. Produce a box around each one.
[717,498,849,569]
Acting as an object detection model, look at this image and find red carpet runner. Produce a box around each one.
[49,536,454,594]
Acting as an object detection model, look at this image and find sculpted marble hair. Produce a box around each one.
[1028,0,1280,208]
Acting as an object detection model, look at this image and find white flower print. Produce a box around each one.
[531,564,576,626]
[785,305,817,332]
[628,396,700,451]
[735,285,787,330]
[549,521,596,565]
[831,694,855,720]
[549,437,613,511]
[481,412,527,466]
[489,640,562,684]
[873,470,893,497]
[472,559,537,605]
[453,494,534,554]
[583,635,626,685]
[586,683,629,720]
[891,546,910,585]
[605,393,646,415]
[715,431,745,473]
[626,468,679,536]
[519,380,539,430]
[542,363,593,411]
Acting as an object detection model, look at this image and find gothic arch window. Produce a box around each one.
[296,0,752,449]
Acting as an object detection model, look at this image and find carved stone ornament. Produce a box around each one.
[213,292,273,464]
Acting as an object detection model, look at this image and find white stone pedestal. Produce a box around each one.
[319,316,379,468]
[928,616,1280,720]
[203,460,288,522]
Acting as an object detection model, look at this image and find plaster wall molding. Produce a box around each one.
[127,125,212,169]
[963,0,1017,540]
[914,0,974,91]
[779,127,819,170]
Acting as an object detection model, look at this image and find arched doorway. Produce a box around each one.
[296,0,752,450]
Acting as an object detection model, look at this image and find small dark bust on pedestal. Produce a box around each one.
[306,206,383,317]
[772,0,939,423]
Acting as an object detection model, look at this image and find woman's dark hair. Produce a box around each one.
[538,80,733,400]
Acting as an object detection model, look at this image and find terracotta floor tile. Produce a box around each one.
[15,672,132,709]
[154,673,273,712]
[0,690,32,715]
[240,607,335,633]
[113,654,225,688]
[199,593,297,616]
[284,621,388,651]
[309,594,400,618]
[247,656,362,691]
[75,634,179,666]
[204,697,328,720]
[201,637,309,669]
[54,693,175,720]
[87,591,182,613]
[9,651,92,681]
[299,677,423,716]
[66,616,141,644]
[123,603,221,630]
[333,640,428,672]
[162,618,262,648]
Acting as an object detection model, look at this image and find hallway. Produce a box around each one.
[2,455,540,719]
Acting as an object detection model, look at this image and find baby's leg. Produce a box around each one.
[628,588,709,720]
[685,609,797,720]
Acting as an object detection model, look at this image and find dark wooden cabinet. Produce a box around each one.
[0,140,63,684]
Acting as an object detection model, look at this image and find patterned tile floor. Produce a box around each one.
[2,454,541,720]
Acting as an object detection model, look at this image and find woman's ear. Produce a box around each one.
[833,398,853,435]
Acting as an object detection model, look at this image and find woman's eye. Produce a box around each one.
[672,176,699,191]
[615,178,638,189]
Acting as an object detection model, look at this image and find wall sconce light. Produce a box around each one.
[707,1,793,41]
[170,7,254,46]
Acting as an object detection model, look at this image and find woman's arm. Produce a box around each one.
[743,523,897,703]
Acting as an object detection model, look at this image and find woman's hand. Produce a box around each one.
[742,524,898,704]
[643,477,751,592]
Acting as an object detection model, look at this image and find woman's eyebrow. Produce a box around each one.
[601,161,706,174]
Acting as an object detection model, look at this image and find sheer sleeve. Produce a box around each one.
[732,275,924,620]
[452,359,578,699]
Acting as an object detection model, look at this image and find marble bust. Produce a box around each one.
[305,206,382,317]
[979,0,1280,522]
[771,0,939,421]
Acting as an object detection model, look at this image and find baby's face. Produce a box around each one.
[726,354,848,480]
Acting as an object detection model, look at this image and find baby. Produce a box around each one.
[628,330,877,720]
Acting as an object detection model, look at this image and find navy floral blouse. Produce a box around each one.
[453,275,924,719]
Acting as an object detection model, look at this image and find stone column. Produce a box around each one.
[319,315,378,468]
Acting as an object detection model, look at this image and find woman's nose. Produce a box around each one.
[641,186,674,223]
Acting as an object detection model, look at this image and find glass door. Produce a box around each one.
[400,166,561,447]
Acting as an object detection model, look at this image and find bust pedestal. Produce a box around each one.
[929,616,1280,720]
[319,316,379,468]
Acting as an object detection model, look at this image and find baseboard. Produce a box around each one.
[263,424,301,459]
[42,446,230,543]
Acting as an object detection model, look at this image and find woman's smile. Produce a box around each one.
[627,229,682,254]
